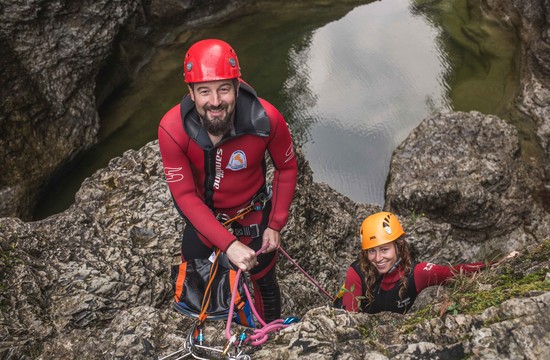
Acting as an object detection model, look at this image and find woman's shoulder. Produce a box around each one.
[349,259,363,275]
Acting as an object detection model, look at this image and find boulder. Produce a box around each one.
[385,111,550,263]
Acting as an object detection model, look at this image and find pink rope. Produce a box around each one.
[278,246,335,301]
[225,245,289,346]
[241,278,266,327]
[225,244,334,347]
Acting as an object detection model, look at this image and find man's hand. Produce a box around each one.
[262,227,280,253]
[226,240,258,272]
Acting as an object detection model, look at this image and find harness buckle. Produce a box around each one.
[231,223,260,238]
[217,213,230,222]
[251,185,272,211]
[217,213,233,230]
[249,224,260,238]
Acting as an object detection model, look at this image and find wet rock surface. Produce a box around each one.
[0,0,141,219]
[485,0,550,180]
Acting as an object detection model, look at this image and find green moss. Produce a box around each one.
[524,239,550,263]
[458,271,550,314]
[399,239,550,333]
[402,303,439,332]
[360,328,389,355]
[410,209,426,223]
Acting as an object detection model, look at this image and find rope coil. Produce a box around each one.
[162,183,336,358]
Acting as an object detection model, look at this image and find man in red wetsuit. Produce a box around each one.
[158,39,297,323]
[337,212,491,313]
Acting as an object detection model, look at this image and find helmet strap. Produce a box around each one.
[387,257,402,274]
[387,242,401,274]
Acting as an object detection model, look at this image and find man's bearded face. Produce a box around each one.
[189,80,237,136]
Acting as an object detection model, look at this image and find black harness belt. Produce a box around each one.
[231,222,261,238]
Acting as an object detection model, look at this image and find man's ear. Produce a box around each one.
[188,85,195,101]
[233,79,240,97]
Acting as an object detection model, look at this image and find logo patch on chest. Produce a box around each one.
[226,150,247,171]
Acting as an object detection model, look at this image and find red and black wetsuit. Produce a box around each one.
[158,81,297,322]
[341,260,487,313]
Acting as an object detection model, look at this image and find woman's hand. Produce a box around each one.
[492,250,520,267]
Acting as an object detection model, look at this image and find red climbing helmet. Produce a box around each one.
[183,39,241,83]
[360,212,405,250]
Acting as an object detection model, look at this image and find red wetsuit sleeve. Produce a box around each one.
[414,261,487,292]
[342,265,364,312]
[158,105,237,252]
[262,99,298,231]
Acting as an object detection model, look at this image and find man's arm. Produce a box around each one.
[262,100,298,233]
[157,107,237,252]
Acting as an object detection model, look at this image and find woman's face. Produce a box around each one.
[366,242,398,275]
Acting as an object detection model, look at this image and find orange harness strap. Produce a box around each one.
[195,209,254,327]
[197,248,221,324]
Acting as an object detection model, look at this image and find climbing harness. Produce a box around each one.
[161,186,336,359]
[217,186,272,238]
[162,243,303,360]
[161,242,333,359]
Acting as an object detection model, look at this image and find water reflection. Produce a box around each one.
[34,0,519,219]
[287,0,453,204]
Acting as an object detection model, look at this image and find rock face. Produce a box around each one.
[0,0,139,219]
[1,111,549,359]
[0,0,254,220]
[253,291,550,360]
[0,143,372,359]
[385,111,550,263]
[484,0,550,160]
[1,0,550,359]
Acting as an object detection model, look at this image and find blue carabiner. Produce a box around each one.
[283,316,300,325]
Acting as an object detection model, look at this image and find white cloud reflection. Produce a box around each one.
[285,0,451,205]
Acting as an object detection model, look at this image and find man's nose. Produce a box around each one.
[209,92,221,106]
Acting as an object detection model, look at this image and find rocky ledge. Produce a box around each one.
[1,0,549,358]
[1,110,548,359]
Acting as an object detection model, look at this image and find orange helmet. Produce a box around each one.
[183,39,241,83]
[360,212,405,250]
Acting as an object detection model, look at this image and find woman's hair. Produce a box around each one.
[359,236,413,305]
